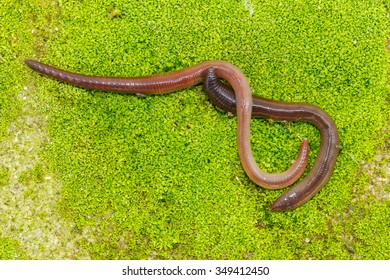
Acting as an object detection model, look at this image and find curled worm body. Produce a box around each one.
[203,68,340,210]
[25,59,310,209]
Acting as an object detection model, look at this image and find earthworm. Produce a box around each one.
[203,67,340,210]
[24,59,309,191]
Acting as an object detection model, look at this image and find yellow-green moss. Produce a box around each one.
[0,237,25,260]
[0,169,10,187]
[1,0,389,259]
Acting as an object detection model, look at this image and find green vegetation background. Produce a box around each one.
[1,0,389,259]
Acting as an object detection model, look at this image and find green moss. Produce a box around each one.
[0,169,10,187]
[1,0,389,259]
[19,163,45,185]
[0,238,25,260]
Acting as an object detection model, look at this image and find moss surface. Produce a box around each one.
[0,0,389,259]
[0,237,25,259]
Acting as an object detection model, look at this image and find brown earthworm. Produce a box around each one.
[203,67,340,210]
[24,59,309,191]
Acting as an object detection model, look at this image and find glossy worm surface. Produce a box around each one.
[203,68,340,210]
[25,59,310,193]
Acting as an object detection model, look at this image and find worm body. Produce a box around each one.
[25,59,311,209]
[203,68,340,210]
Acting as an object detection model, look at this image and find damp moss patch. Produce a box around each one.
[1,0,390,259]
[0,238,25,260]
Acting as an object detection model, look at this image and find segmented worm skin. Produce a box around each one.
[203,68,340,211]
[24,59,309,207]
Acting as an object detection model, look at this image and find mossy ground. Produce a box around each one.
[1,0,389,259]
